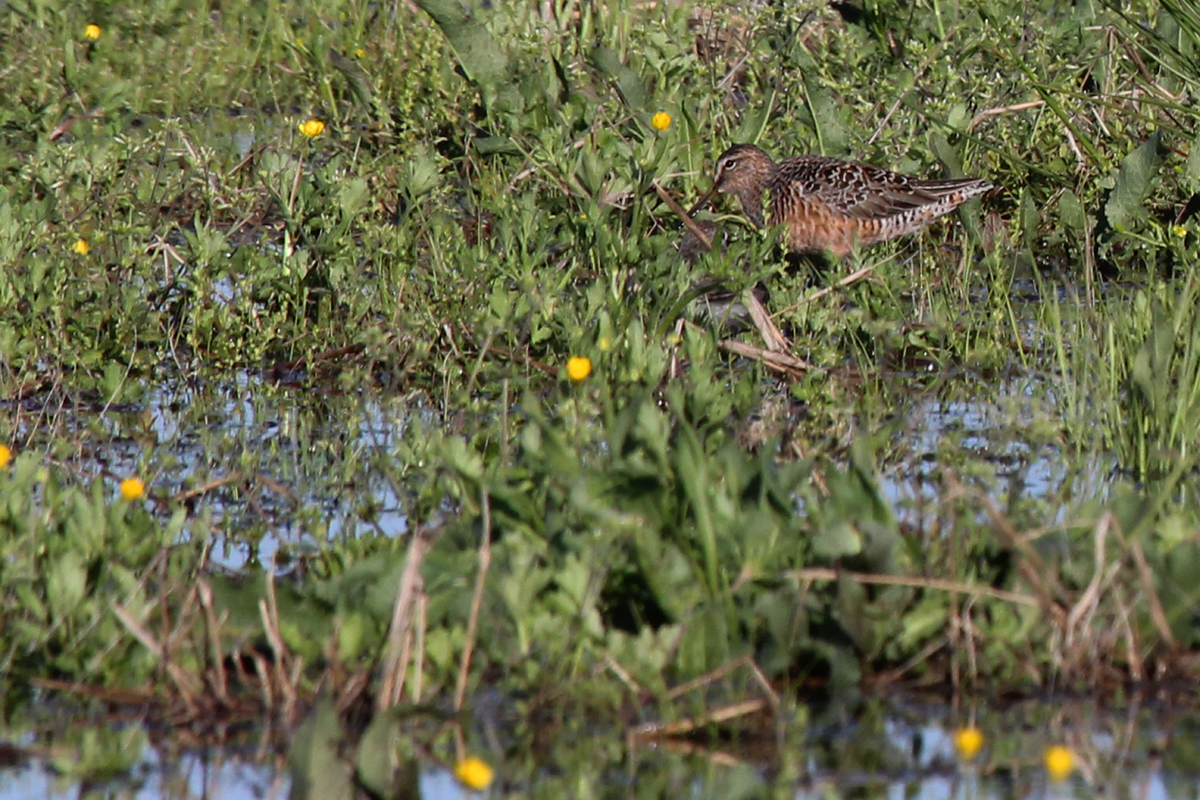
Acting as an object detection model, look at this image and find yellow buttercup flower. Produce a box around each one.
[651,111,672,132]
[453,756,494,790]
[298,119,325,138]
[0,445,11,468]
[566,356,592,382]
[953,727,984,761]
[120,477,146,500]
[73,238,89,255]
[355,48,366,58]
[1043,745,1074,782]
[1173,224,1188,238]
[84,24,101,40]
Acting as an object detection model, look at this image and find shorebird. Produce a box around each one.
[688,144,993,257]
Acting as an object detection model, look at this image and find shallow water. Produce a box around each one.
[0,748,470,800]
[3,697,1199,799]
[880,372,1108,530]
[5,370,417,570]
[4,353,1100,574]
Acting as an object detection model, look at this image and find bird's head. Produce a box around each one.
[710,144,774,196]
[688,144,774,225]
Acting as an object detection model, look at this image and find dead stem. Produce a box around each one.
[196,578,229,703]
[717,338,814,378]
[455,490,493,712]
[774,258,890,318]
[629,699,769,739]
[1127,537,1177,650]
[654,180,713,250]
[379,528,431,711]
[786,568,1041,607]
[258,566,299,723]
[745,289,789,352]
[112,602,204,705]
[966,100,1046,133]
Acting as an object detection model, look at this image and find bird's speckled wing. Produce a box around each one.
[775,156,988,221]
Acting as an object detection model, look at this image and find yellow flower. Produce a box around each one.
[84,24,101,40]
[1173,224,1188,238]
[453,756,494,790]
[953,727,983,761]
[298,119,326,138]
[0,445,11,468]
[1043,745,1074,782]
[566,356,592,382]
[120,477,146,500]
[73,238,89,255]
[651,111,672,132]
[355,48,366,58]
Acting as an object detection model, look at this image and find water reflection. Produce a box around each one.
[878,373,1109,532]
[0,749,489,800]
[7,371,416,571]
[7,362,1105,575]
[1,702,1194,800]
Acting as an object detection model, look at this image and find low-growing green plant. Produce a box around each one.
[0,453,197,693]
[1047,271,1200,484]
[7,0,1200,747]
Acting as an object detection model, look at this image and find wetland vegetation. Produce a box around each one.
[6,0,1200,794]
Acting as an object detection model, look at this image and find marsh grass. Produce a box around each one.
[6,0,1200,759]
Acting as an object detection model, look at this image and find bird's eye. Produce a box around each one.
[724,158,738,170]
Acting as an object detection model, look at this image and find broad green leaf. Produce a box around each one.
[288,700,354,800]
[1105,131,1165,231]
[1059,189,1086,232]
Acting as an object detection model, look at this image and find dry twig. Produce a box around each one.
[455,490,493,712]
[718,338,814,378]
[378,528,431,711]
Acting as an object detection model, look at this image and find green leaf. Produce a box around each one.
[801,76,849,157]
[355,710,419,799]
[589,46,647,110]
[1187,129,1200,191]
[1105,131,1165,231]
[834,573,873,653]
[48,551,87,618]
[288,700,355,800]
[812,520,862,560]
[402,145,442,199]
[473,136,521,155]
[337,177,369,219]
[732,88,777,147]
[1059,189,1086,232]
[412,0,524,114]
[898,595,950,649]
[63,35,77,89]
[328,49,378,114]
[929,132,964,176]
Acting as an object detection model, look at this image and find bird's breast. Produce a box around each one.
[773,195,867,257]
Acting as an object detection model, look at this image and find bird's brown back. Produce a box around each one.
[769,155,993,255]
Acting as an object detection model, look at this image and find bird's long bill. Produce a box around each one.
[686,184,719,218]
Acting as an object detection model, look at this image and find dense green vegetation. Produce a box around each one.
[5,0,1200,772]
